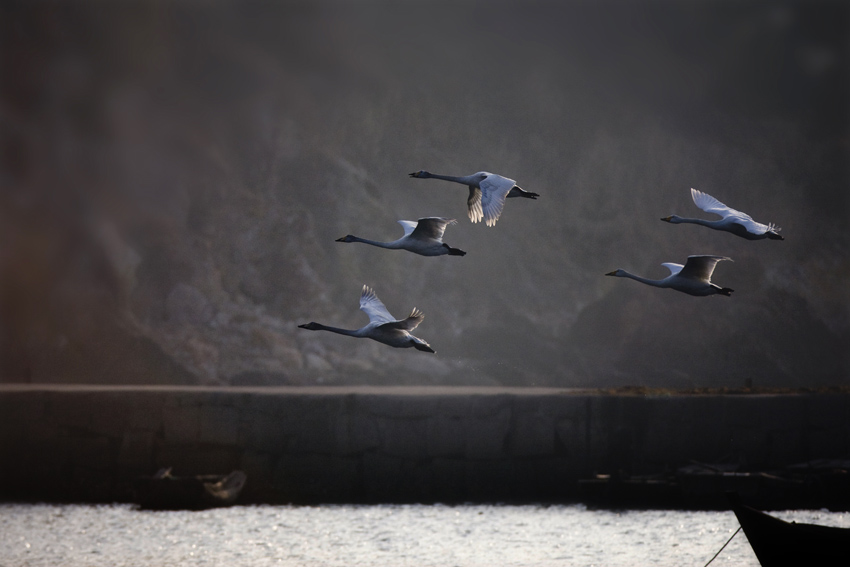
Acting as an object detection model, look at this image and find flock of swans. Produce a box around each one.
[299,172,783,352]
[607,187,783,296]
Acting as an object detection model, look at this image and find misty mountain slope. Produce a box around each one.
[1,1,847,387]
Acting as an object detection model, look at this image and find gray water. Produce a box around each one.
[2,503,849,567]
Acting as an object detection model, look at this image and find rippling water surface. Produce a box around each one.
[2,503,849,567]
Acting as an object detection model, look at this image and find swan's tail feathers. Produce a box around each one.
[447,247,467,256]
[718,287,734,297]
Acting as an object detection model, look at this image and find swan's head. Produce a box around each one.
[298,322,321,330]
[661,215,683,223]
[409,170,430,178]
[336,235,356,243]
[605,269,626,277]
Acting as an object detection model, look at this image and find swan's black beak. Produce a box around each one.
[605,271,617,276]
[660,216,672,222]
[408,172,418,177]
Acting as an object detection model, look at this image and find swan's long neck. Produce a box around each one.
[424,172,476,185]
[309,323,362,337]
[674,217,722,229]
[348,236,403,250]
[619,271,668,288]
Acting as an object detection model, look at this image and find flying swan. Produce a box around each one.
[409,170,539,227]
[605,255,734,296]
[298,285,435,352]
[336,217,466,256]
[661,188,784,240]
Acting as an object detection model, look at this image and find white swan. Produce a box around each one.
[605,255,734,296]
[662,188,784,240]
[409,170,539,227]
[298,285,435,352]
[336,217,466,256]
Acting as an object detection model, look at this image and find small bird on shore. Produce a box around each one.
[605,255,734,297]
[661,188,784,240]
[336,217,466,256]
[298,285,435,352]
[409,170,539,227]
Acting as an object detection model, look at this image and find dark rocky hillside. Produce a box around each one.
[2,1,847,388]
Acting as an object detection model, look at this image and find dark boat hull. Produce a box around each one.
[729,493,850,567]
[134,469,246,510]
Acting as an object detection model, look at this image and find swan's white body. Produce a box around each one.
[662,188,783,240]
[409,170,539,227]
[336,217,465,256]
[298,285,435,352]
[606,255,734,296]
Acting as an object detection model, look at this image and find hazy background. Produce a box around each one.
[1,0,847,389]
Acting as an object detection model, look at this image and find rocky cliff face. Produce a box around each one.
[2,1,847,388]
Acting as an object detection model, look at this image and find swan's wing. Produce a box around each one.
[678,255,731,281]
[409,217,455,242]
[397,220,418,237]
[479,174,515,226]
[467,187,484,224]
[379,307,425,332]
[359,285,395,324]
[691,188,750,220]
[692,189,778,234]
[661,262,684,276]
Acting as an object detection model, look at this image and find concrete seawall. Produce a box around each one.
[1,385,848,504]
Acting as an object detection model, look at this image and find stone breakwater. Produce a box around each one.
[1,385,847,504]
